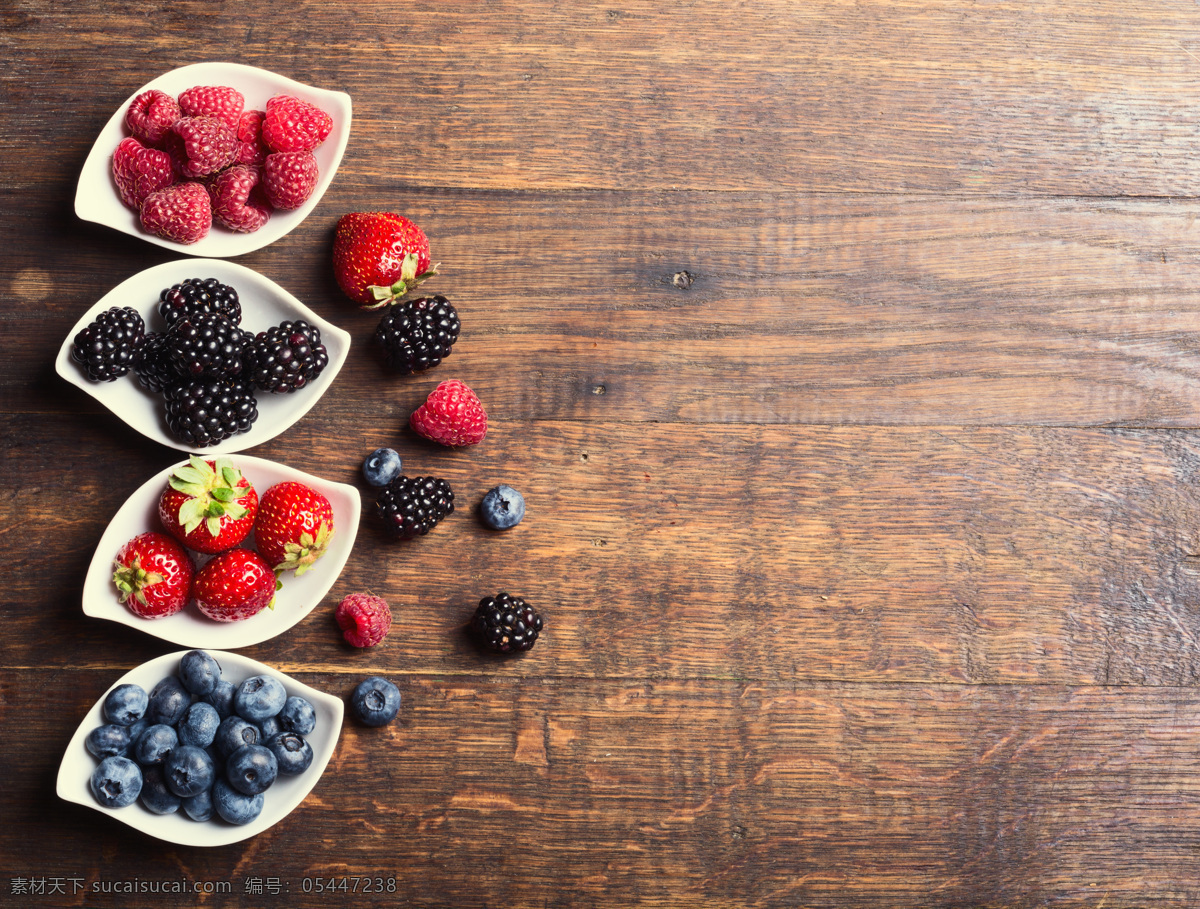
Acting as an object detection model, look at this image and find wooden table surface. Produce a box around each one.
[5,2,1200,906]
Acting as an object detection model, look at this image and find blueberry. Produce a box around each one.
[258,715,282,739]
[163,744,216,798]
[480,484,525,530]
[266,731,314,775]
[279,696,316,735]
[350,676,401,727]
[204,679,236,718]
[234,675,287,723]
[133,723,178,766]
[146,676,191,726]
[179,650,222,696]
[214,716,260,761]
[212,778,264,825]
[226,743,278,795]
[90,756,142,808]
[363,447,402,487]
[85,724,132,759]
[182,788,214,822]
[103,683,148,726]
[139,765,182,815]
[178,701,221,748]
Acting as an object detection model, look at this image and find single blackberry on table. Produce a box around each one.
[165,311,249,380]
[246,320,329,393]
[158,277,242,327]
[71,306,146,381]
[376,476,454,540]
[373,295,460,374]
[133,331,176,393]
[470,593,543,654]
[163,378,258,447]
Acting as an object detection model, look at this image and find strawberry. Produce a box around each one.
[166,115,238,179]
[208,164,270,233]
[332,212,439,309]
[140,181,212,245]
[124,89,181,145]
[112,531,194,619]
[178,85,245,131]
[112,137,175,210]
[193,548,276,622]
[262,94,333,153]
[158,456,259,555]
[253,482,335,576]
[235,109,269,166]
[262,150,318,210]
[410,379,488,447]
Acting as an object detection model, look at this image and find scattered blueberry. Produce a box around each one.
[267,732,313,775]
[164,744,216,798]
[178,701,221,748]
[226,744,279,796]
[85,724,132,759]
[204,679,236,718]
[146,676,191,726]
[212,778,265,825]
[133,723,178,766]
[279,696,316,735]
[182,788,214,822]
[480,484,525,530]
[139,765,182,815]
[179,650,222,696]
[90,756,143,808]
[350,676,401,727]
[214,716,260,761]
[103,684,148,726]
[362,447,402,487]
[234,675,287,723]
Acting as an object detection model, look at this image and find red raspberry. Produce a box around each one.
[410,379,488,447]
[140,181,212,245]
[125,89,181,145]
[335,593,393,648]
[112,137,175,210]
[262,150,318,210]
[208,165,271,233]
[235,110,269,166]
[178,85,245,131]
[166,115,238,179]
[262,94,333,153]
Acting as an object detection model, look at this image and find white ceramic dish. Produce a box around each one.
[75,61,351,257]
[55,258,351,455]
[81,455,360,649]
[57,650,344,846]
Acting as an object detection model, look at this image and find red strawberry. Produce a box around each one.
[178,85,245,131]
[166,115,238,179]
[208,164,270,233]
[140,181,212,245]
[193,548,276,622]
[112,137,175,210]
[112,531,194,619]
[158,456,258,555]
[261,150,318,210]
[262,94,333,152]
[332,212,439,309]
[124,89,181,145]
[235,110,269,166]
[253,482,335,576]
[410,379,488,447]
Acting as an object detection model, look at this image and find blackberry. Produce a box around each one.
[163,378,258,446]
[165,311,249,380]
[373,295,460,374]
[246,320,329,394]
[470,593,543,653]
[158,277,241,328]
[71,306,146,381]
[133,331,176,393]
[376,476,454,539]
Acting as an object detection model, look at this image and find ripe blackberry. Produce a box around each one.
[373,295,460,374]
[71,306,146,381]
[165,311,249,380]
[246,320,329,394]
[471,593,543,653]
[133,331,176,393]
[376,476,454,540]
[163,378,258,447]
[158,277,242,327]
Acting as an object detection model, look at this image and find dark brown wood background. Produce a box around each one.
[5,1,1200,906]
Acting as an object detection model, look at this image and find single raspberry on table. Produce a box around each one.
[262,150,318,210]
[140,182,212,245]
[335,594,392,648]
[166,115,238,179]
[410,379,488,447]
[112,137,175,210]
[124,89,181,145]
[178,85,245,131]
[262,94,333,152]
[235,110,269,166]
[208,165,271,233]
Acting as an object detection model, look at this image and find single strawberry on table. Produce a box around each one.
[192,548,276,622]
[254,482,334,576]
[112,531,195,619]
[158,456,258,554]
[410,379,488,447]
[332,212,439,309]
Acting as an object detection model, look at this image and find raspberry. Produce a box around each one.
[179,85,245,131]
[140,182,212,245]
[235,110,269,166]
[124,89,181,145]
[410,379,487,447]
[262,95,333,153]
[208,165,271,233]
[166,116,238,179]
[112,137,175,210]
[261,151,318,210]
[335,594,392,648]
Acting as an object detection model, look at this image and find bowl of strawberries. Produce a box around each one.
[75,61,352,257]
[83,455,360,649]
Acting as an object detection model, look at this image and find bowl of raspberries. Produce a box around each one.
[75,61,352,256]
[56,258,351,454]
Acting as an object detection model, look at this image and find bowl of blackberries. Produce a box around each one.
[56,258,350,454]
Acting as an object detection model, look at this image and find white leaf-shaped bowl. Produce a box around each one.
[76,61,351,256]
[56,258,351,455]
[57,650,344,846]
[82,455,360,649]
